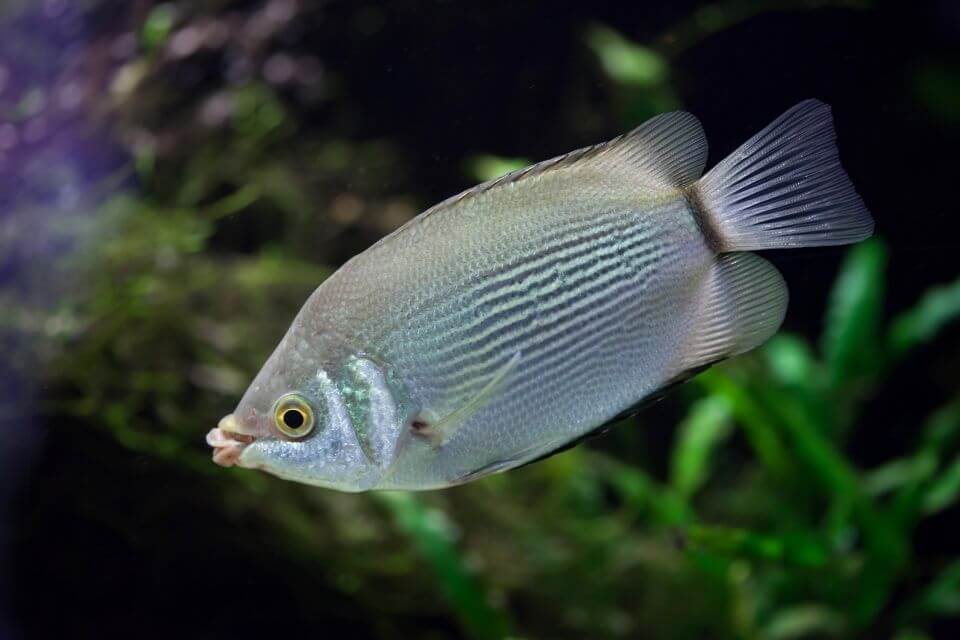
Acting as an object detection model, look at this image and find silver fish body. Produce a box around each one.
[208,100,874,491]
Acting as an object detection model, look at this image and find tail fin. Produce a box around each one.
[690,100,874,252]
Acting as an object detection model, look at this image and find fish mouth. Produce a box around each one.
[207,414,256,467]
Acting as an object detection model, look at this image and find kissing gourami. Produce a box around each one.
[207,100,874,491]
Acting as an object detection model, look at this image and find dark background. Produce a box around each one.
[2,1,960,638]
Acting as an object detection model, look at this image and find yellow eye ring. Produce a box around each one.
[273,393,315,438]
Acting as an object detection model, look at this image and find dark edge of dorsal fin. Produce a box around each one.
[421,110,706,221]
[418,137,614,219]
[367,138,613,252]
[370,111,707,252]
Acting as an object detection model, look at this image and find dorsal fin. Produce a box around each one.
[406,111,708,228]
[592,110,708,187]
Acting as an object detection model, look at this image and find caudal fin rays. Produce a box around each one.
[690,99,874,251]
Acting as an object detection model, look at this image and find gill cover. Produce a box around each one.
[241,356,412,491]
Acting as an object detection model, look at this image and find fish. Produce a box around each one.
[207,99,874,491]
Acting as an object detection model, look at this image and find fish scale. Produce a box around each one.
[349,191,706,487]
[209,101,874,491]
[381,199,687,393]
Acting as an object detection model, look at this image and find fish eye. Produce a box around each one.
[273,393,315,438]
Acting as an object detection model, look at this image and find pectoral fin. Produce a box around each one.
[414,351,521,448]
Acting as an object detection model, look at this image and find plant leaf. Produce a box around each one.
[465,155,529,182]
[765,333,819,388]
[376,493,512,640]
[764,604,846,639]
[892,399,960,527]
[671,396,733,499]
[897,559,960,624]
[863,453,937,497]
[821,238,887,387]
[888,275,960,361]
[142,4,175,51]
[922,454,960,515]
[695,368,795,482]
[591,452,693,526]
[586,25,669,88]
[685,525,830,568]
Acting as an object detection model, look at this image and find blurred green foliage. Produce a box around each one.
[3,2,960,639]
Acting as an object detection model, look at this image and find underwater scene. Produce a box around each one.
[2,1,960,638]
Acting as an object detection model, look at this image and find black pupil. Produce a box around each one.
[282,409,305,429]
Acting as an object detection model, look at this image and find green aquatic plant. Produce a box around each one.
[666,238,960,637]
[5,4,959,639]
[25,191,960,638]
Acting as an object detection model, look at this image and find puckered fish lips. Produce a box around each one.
[207,414,256,467]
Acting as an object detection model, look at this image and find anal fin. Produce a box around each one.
[681,252,788,371]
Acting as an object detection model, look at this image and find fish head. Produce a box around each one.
[207,327,384,492]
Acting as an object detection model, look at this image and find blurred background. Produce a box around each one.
[2,0,960,638]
